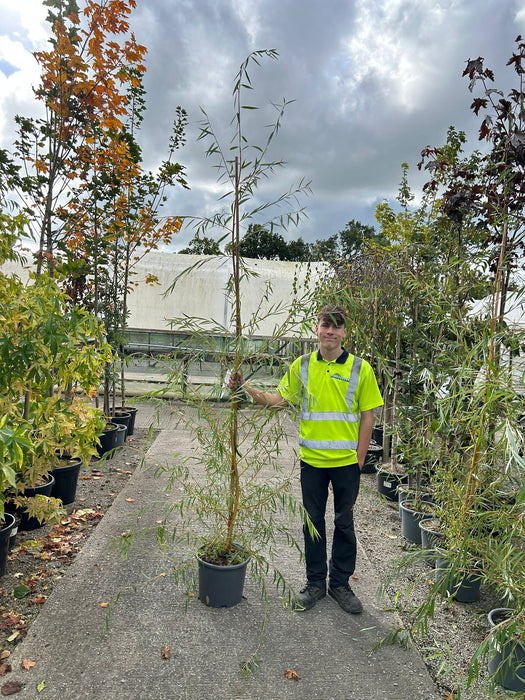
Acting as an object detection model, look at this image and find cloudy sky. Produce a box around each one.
[1,0,525,250]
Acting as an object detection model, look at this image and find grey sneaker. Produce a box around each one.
[328,584,363,614]
[293,584,326,611]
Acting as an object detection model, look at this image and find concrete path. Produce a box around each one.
[6,400,440,700]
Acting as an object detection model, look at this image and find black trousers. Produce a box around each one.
[300,460,361,589]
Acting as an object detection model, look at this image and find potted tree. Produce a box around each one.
[0,247,111,529]
[119,51,315,668]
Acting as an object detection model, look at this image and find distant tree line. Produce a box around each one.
[179,219,390,262]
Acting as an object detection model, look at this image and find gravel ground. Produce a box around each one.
[0,426,510,699]
[355,468,507,700]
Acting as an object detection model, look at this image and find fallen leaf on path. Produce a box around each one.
[12,586,29,600]
[284,669,301,681]
[0,681,23,695]
[125,498,135,503]
[99,602,109,608]
[0,664,11,677]
[28,596,46,606]
[21,659,36,671]
[0,615,21,629]
[161,646,171,659]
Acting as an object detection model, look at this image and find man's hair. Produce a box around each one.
[317,304,347,327]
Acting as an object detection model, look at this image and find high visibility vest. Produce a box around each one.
[278,350,383,468]
[298,352,362,451]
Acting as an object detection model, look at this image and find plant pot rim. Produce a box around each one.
[419,517,442,531]
[197,544,250,568]
[488,608,525,644]
[376,463,407,477]
[0,512,16,531]
[23,473,56,490]
[400,498,434,515]
[52,456,83,469]
[488,607,518,625]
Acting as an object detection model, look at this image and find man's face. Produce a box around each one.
[315,317,347,351]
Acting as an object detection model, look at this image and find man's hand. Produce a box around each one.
[228,371,286,408]
[227,371,244,393]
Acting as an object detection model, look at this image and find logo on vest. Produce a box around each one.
[331,374,350,383]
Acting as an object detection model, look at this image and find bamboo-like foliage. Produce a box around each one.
[120,51,315,672]
[318,73,525,690]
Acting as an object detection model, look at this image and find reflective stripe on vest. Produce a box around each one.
[298,353,362,451]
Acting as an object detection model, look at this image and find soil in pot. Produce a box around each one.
[488,608,525,693]
[51,456,82,505]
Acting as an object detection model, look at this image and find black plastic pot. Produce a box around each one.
[115,406,138,436]
[435,557,481,603]
[19,473,56,531]
[361,442,382,474]
[0,513,16,576]
[198,549,250,608]
[8,514,20,551]
[398,486,433,517]
[372,423,384,447]
[376,465,408,501]
[400,498,434,545]
[97,422,119,459]
[109,410,132,434]
[114,423,127,449]
[51,456,82,505]
[419,518,444,565]
[488,608,525,692]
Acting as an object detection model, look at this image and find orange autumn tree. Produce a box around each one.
[8,0,187,407]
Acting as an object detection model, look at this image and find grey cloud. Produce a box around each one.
[127,0,525,247]
[2,0,525,248]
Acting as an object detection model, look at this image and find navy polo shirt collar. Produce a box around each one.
[316,348,349,364]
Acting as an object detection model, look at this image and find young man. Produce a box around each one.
[230,304,383,614]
